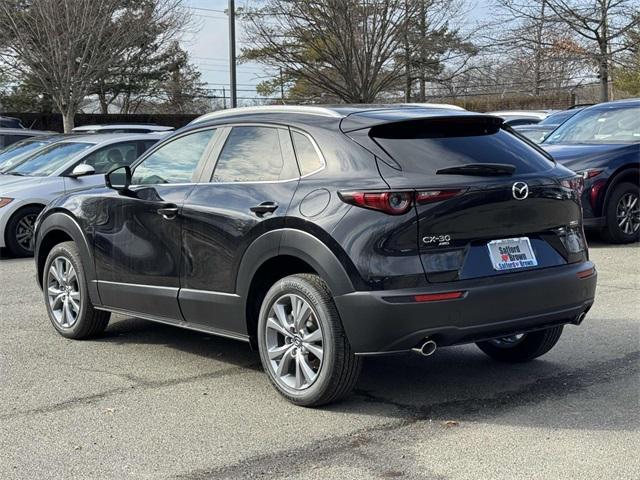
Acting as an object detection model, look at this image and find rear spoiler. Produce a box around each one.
[339,110,503,133]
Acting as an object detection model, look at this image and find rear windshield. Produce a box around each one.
[370,118,554,175]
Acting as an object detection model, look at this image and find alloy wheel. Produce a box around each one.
[15,213,38,252]
[616,192,640,235]
[264,293,324,390]
[47,256,81,328]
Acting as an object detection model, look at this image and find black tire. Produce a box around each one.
[257,274,362,407]
[476,326,564,363]
[43,241,110,339]
[5,205,43,257]
[602,182,640,244]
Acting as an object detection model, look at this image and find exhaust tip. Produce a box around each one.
[412,339,437,357]
[573,312,587,325]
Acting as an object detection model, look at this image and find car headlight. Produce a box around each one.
[0,197,14,208]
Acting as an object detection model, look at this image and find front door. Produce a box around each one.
[179,125,301,335]
[92,128,219,321]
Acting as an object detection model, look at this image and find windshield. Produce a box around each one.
[544,106,640,145]
[0,139,49,172]
[6,142,92,176]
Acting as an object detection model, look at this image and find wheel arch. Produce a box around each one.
[601,165,639,215]
[237,228,356,346]
[35,211,100,304]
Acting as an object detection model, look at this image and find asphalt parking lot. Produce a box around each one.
[0,239,638,480]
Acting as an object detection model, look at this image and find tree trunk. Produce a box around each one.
[599,57,609,102]
[404,0,412,102]
[418,0,426,102]
[62,110,75,133]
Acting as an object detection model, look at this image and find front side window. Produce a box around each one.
[132,129,216,185]
[80,141,141,174]
[7,142,92,176]
[213,126,297,182]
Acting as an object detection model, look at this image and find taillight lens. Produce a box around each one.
[339,189,463,215]
[415,189,463,204]
[561,176,584,195]
[579,169,602,180]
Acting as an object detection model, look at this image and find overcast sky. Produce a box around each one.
[180,0,491,102]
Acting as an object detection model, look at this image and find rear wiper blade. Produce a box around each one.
[436,163,515,176]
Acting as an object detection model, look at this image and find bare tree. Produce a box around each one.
[243,0,415,103]
[544,0,640,101]
[0,0,188,131]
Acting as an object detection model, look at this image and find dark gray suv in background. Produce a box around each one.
[34,106,597,406]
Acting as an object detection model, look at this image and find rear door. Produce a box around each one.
[179,125,300,335]
[367,117,585,283]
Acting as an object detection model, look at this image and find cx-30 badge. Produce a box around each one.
[512,182,529,200]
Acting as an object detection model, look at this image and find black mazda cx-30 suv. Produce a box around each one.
[34,105,597,406]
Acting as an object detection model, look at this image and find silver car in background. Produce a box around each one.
[0,133,163,256]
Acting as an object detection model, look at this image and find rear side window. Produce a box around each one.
[371,118,554,175]
[213,126,297,182]
[80,141,140,173]
[292,131,324,176]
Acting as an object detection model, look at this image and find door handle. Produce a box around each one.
[250,201,279,216]
[157,205,179,220]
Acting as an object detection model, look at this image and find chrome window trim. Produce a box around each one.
[289,127,327,178]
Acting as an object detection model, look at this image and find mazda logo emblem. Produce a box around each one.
[512,182,529,200]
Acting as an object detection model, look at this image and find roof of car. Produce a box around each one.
[72,124,175,132]
[486,110,550,119]
[0,128,53,136]
[57,132,168,144]
[588,98,639,109]
[188,104,467,126]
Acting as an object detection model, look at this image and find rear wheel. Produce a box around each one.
[6,205,42,256]
[476,326,564,362]
[43,241,110,339]
[257,274,362,406]
[602,182,639,244]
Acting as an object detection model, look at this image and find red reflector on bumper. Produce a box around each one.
[577,267,595,279]
[414,291,464,302]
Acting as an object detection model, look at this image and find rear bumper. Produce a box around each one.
[334,262,597,354]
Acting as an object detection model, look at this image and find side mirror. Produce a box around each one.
[105,165,131,191]
[69,163,95,178]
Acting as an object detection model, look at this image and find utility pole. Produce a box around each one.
[228,0,237,108]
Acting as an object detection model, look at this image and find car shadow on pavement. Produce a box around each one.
[96,315,638,432]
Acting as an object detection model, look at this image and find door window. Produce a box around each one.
[132,129,216,185]
[80,141,141,173]
[213,126,297,182]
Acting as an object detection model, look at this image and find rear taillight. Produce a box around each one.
[561,176,584,195]
[339,189,464,215]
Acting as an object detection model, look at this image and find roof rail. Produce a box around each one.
[189,105,343,125]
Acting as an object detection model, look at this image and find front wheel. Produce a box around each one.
[257,274,362,407]
[5,205,42,256]
[602,182,639,244]
[43,241,110,339]
[476,326,564,363]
